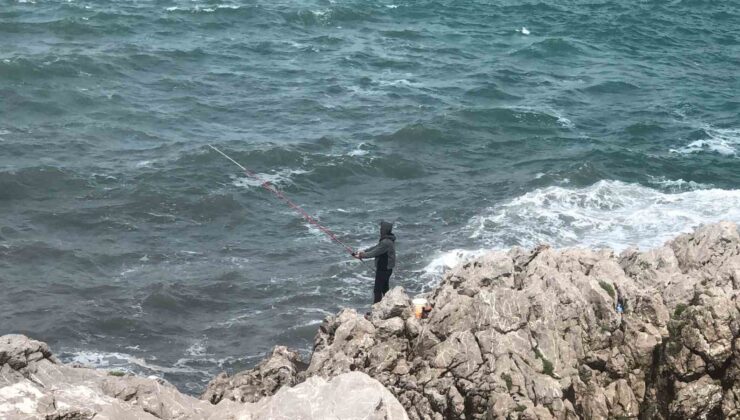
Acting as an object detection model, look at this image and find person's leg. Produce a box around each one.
[383,269,392,296]
[373,270,384,304]
[374,270,392,303]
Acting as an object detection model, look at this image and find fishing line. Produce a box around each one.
[208,144,372,269]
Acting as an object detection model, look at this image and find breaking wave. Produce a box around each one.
[467,180,740,251]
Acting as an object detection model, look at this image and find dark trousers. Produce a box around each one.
[374,269,393,304]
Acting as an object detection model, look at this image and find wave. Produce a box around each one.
[581,81,640,94]
[457,106,573,132]
[511,38,584,59]
[0,166,92,201]
[232,168,310,189]
[165,4,243,14]
[671,126,740,156]
[377,124,449,144]
[467,179,740,251]
[63,349,198,375]
[464,84,522,101]
[381,29,424,40]
[0,54,122,81]
[418,249,488,290]
[282,6,376,26]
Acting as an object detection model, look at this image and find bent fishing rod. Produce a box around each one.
[208,144,370,266]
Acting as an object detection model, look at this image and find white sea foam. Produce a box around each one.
[647,176,712,192]
[379,78,421,88]
[418,248,488,287]
[232,168,309,189]
[166,4,240,13]
[185,338,209,357]
[303,222,331,241]
[671,126,740,156]
[555,114,574,129]
[67,350,196,374]
[520,27,531,35]
[386,4,399,8]
[348,147,369,157]
[510,105,574,129]
[467,180,740,251]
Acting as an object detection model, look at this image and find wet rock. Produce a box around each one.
[201,345,305,404]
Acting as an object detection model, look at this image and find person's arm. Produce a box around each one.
[358,240,390,259]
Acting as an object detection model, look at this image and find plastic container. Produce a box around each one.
[412,298,428,319]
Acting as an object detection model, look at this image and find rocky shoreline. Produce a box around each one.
[3,222,740,419]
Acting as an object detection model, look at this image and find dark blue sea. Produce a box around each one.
[1,0,738,394]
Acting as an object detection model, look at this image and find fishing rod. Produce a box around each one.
[208,145,370,267]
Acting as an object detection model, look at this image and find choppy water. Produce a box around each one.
[1,0,738,394]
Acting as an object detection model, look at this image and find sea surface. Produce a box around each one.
[1,0,738,394]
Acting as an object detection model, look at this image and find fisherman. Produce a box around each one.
[353,221,396,303]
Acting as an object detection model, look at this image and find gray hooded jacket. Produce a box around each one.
[362,221,396,270]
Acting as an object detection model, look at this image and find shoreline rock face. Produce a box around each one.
[205,222,740,419]
[201,345,306,405]
[0,337,407,419]
[3,222,739,419]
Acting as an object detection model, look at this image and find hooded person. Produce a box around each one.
[353,221,396,303]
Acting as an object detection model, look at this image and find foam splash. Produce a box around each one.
[418,248,488,288]
[347,143,369,156]
[165,4,240,13]
[468,180,740,251]
[647,176,712,192]
[671,126,740,156]
[377,79,423,89]
[231,168,309,189]
[185,338,209,357]
[66,350,197,374]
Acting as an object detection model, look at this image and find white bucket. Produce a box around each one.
[412,298,428,319]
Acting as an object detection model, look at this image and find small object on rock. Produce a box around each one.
[412,297,428,319]
[422,304,433,319]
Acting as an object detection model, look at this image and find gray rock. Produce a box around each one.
[201,345,305,404]
[0,335,408,420]
[294,222,740,419]
[207,371,409,420]
[371,286,413,322]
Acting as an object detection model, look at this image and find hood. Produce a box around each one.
[380,221,395,241]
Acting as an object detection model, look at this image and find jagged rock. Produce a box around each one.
[371,286,413,322]
[201,345,305,404]
[670,375,723,418]
[295,222,740,419]
[207,371,409,419]
[0,335,408,420]
[0,334,214,420]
